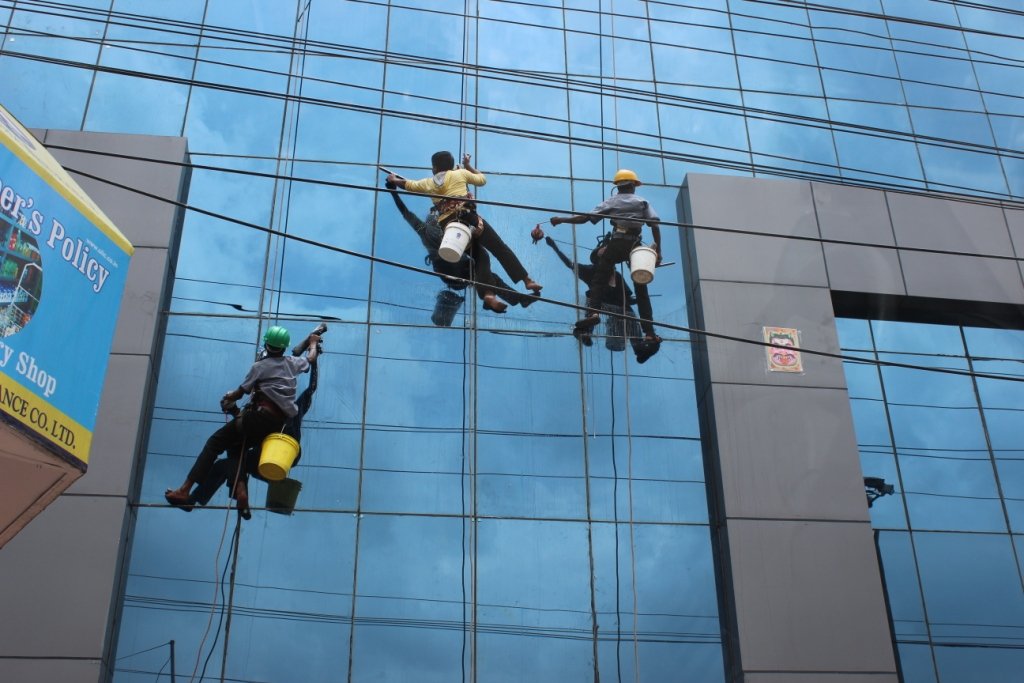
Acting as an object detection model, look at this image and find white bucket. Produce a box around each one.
[438,222,473,263]
[629,245,658,284]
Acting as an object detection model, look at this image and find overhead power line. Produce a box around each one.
[58,161,1024,385]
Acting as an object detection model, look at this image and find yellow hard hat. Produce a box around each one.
[612,169,641,186]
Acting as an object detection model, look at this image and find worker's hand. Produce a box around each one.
[308,333,321,346]
[462,153,471,167]
[385,179,397,190]
[654,243,663,265]
[550,217,562,226]
[220,395,238,414]
[530,224,545,243]
[386,173,401,186]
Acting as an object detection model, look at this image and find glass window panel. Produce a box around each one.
[184,88,285,156]
[293,103,380,163]
[477,78,569,138]
[476,519,596,680]
[934,646,1024,683]
[994,459,1024,533]
[876,531,928,642]
[388,7,464,62]
[222,512,355,681]
[112,0,205,21]
[352,514,467,682]
[1001,156,1024,199]
[738,57,824,98]
[915,532,1024,648]
[655,42,737,91]
[848,397,893,449]
[565,30,601,77]
[194,38,291,94]
[897,643,939,683]
[477,130,571,178]
[477,434,587,519]
[649,6,732,53]
[870,320,964,355]
[821,68,907,105]
[6,6,105,62]
[588,436,708,524]
[306,0,388,49]
[203,0,297,33]
[910,108,993,148]
[898,452,1004,532]
[592,522,723,681]
[920,144,1010,197]
[879,356,974,408]
[478,20,573,78]
[602,36,653,81]
[379,118,462,171]
[863,448,907,529]
[0,56,91,129]
[84,73,188,136]
[836,317,873,350]
[835,129,924,187]
[100,23,198,80]
[989,114,1024,161]
[480,0,564,30]
[302,56,384,109]
[843,355,882,399]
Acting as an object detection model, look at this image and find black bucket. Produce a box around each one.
[266,478,302,515]
[431,289,465,327]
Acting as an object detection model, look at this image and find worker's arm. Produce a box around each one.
[549,214,592,226]
[305,334,321,364]
[648,219,662,264]
[460,154,486,187]
[388,185,426,232]
[386,173,408,189]
[544,236,574,270]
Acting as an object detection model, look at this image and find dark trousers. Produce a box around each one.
[187,408,284,490]
[587,235,655,337]
[192,365,318,504]
[442,210,529,288]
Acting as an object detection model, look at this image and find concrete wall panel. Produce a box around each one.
[0,496,126,658]
[900,250,1024,304]
[712,384,869,521]
[729,519,896,674]
[824,244,906,296]
[698,280,848,389]
[887,191,1012,255]
[812,182,896,246]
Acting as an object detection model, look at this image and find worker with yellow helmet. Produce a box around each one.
[549,169,662,351]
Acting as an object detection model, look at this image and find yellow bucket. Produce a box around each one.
[258,433,300,481]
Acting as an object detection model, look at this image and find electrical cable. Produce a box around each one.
[57,161,1024,385]
[196,521,237,683]
[6,1,1024,188]
[47,145,1024,258]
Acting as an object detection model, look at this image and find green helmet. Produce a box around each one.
[262,325,290,351]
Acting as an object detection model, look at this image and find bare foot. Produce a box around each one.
[523,278,543,294]
[483,294,508,314]
[233,481,251,520]
[164,488,194,512]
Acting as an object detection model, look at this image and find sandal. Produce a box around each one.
[164,489,194,512]
[573,326,594,347]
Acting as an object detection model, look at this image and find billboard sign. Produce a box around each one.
[0,104,133,470]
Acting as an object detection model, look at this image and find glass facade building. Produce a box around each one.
[0,1,1022,682]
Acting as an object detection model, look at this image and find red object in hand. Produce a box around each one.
[531,224,545,243]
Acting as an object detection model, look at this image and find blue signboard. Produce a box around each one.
[0,104,133,469]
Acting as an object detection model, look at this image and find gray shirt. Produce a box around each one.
[239,355,310,417]
[590,193,659,233]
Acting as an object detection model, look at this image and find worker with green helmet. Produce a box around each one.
[548,169,662,351]
[164,324,320,518]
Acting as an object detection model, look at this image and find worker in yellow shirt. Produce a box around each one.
[387,151,541,313]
